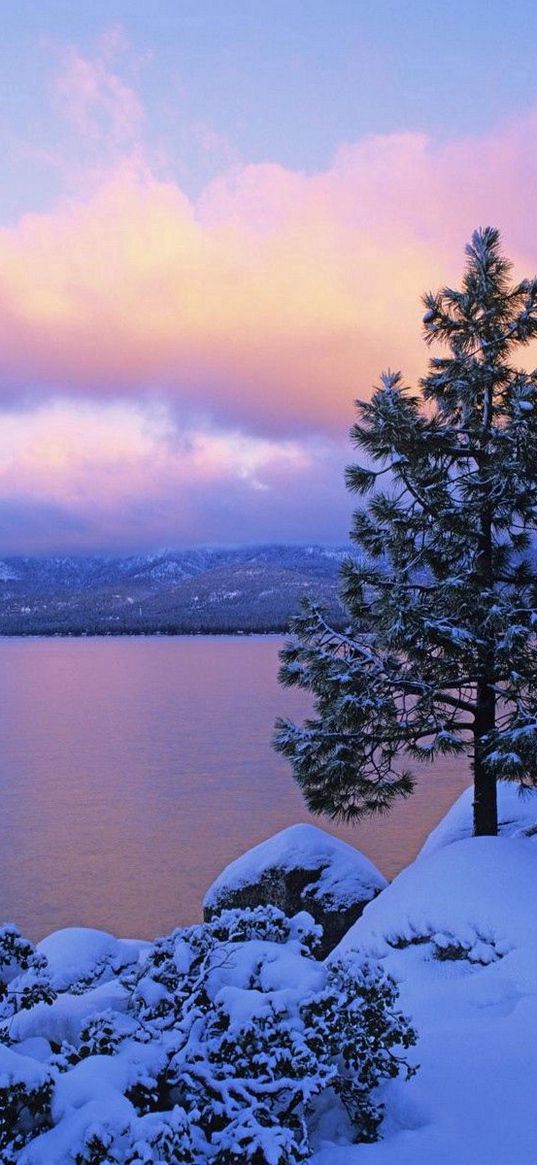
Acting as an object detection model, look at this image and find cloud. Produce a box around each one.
[54,28,145,146]
[0,107,537,443]
[0,399,349,552]
[3,76,537,552]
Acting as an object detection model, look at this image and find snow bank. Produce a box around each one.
[9,979,130,1047]
[337,835,537,967]
[204,823,386,955]
[317,834,537,1164]
[418,780,537,859]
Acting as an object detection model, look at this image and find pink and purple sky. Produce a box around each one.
[2,0,537,554]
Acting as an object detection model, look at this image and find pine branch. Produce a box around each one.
[276,227,537,829]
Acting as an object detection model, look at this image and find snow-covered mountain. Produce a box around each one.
[0,545,349,634]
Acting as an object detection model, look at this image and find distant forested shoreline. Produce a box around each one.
[0,544,347,637]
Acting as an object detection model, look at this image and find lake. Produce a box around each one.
[0,636,471,941]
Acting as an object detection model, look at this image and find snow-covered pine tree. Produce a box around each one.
[275,228,537,836]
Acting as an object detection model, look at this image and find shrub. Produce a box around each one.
[0,909,417,1163]
[0,925,56,1032]
[123,906,416,1161]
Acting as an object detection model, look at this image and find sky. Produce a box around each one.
[2,0,537,554]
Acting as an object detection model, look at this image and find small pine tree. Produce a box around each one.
[275,228,537,836]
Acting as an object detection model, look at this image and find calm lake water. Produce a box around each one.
[0,636,471,941]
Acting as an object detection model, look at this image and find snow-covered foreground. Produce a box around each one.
[313,782,537,1164]
[2,782,537,1163]
[316,837,537,1163]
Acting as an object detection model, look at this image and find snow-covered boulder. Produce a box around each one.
[203,823,387,956]
[418,780,537,860]
[37,928,148,993]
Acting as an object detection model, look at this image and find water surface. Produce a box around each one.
[0,636,470,940]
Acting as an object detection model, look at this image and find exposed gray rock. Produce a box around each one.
[203,823,387,956]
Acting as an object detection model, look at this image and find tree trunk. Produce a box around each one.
[474,417,497,836]
[473,674,497,835]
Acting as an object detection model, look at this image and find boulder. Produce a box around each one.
[203,823,387,956]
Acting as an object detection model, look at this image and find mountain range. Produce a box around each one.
[0,545,349,635]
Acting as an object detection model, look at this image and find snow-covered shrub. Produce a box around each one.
[0,908,416,1163]
[0,1045,54,1160]
[58,1011,142,1068]
[37,928,148,996]
[124,1107,204,1163]
[123,905,416,1160]
[0,928,57,1156]
[0,926,56,1031]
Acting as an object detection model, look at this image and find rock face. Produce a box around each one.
[203,823,387,956]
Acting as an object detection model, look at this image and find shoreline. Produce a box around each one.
[0,627,292,639]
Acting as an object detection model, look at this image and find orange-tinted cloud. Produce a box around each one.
[0,399,348,552]
[1,109,537,438]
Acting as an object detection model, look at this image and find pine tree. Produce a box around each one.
[275,228,537,836]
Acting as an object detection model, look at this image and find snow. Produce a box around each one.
[316,834,537,1164]
[37,927,148,992]
[52,1042,167,1123]
[209,937,325,1038]
[335,835,537,968]
[418,779,537,858]
[0,1042,50,1090]
[9,978,130,1046]
[13,1037,52,1063]
[204,822,387,912]
[209,937,326,1037]
[6,802,537,1163]
[18,1096,135,1165]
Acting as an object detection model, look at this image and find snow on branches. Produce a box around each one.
[275,228,537,835]
[0,910,416,1163]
